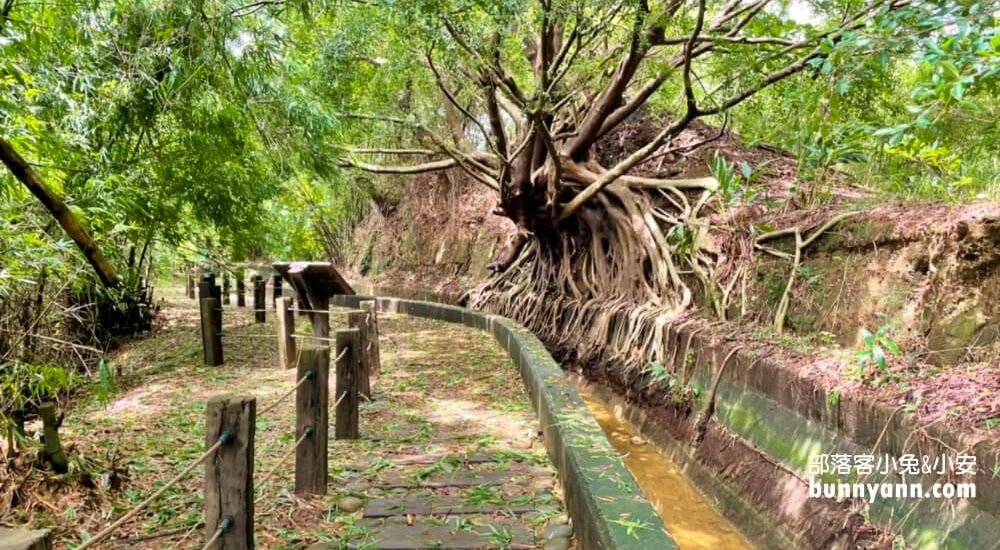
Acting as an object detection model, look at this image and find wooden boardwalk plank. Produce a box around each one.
[381,470,512,489]
[364,495,541,518]
[390,453,524,466]
[349,523,534,549]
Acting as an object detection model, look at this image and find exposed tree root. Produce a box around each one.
[469,184,859,405]
[692,346,743,444]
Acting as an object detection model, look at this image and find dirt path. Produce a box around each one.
[6,287,569,549]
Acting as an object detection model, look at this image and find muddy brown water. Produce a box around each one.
[573,381,755,550]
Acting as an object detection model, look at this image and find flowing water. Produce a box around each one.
[575,383,755,550]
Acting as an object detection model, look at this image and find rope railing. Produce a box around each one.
[199,515,232,550]
[288,308,335,315]
[254,428,313,503]
[259,371,314,417]
[74,431,233,550]
[291,333,336,343]
[69,292,376,549]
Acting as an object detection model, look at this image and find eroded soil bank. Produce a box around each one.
[345,153,1000,548]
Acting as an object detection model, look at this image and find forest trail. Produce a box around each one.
[16,287,568,549]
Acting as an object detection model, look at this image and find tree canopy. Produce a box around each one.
[0,0,995,345]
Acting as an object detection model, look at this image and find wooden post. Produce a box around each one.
[347,310,371,400]
[9,409,25,453]
[312,296,330,339]
[359,300,381,378]
[39,403,67,474]
[200,297,224,366]
[236,269,246,307]
[205,395,255,550]
[253,276,265,323]
[272,274,282,308]
[186,264,195,299]
[223,273,231,306]
[295,346,329,494]
[335,328,361,440]
[277,297,296,370]
[198,273,213,301]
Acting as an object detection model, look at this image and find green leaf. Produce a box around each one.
[881,338,901,357]
[861,328,875,347]
[872,347,887,371]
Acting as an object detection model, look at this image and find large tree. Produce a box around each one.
[338,0,909,338]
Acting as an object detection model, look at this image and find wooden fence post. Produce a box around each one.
[295,346,329,494]
[253,276,265,323]
[359,300,381,378]
[39,403,67,474]
[223,273,231,306]
[205,395,255,550]
[198,273,214,301]
[200,297,224,366]
[277,297,296,370]
[186,264,195,299]
[335,328,361,440]
[311,297,330,339]
[272,274,282,308]
[347,310,371,400]
[236,269,246,307]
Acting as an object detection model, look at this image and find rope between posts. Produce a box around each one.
[74,432,233,550]
[333,391,347,409]
[289,308,334,315]
[259,371,314,417]
[199,515,232,550]
[254,428,313,503]
[290,334,335,343]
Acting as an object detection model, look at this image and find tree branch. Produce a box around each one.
[0,137,121,288]
[337,157,457,174]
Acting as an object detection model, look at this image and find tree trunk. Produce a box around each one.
[0,137,121,288]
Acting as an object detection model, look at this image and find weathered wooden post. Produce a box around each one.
[347,310,372,400]
[360,300,381,378]
[253,275,265,323]
[186,264,195,299]
[236,268,246,307]
[335,328,361,440]
[205,395,255,550]
[198,272,214,300]
[223,272,231,306]
[39,403,67,474]
[277,297,296,370]
[295,346,329,494]
[200,297,224,366]
[311,296,330,340]
[272,274,282,309]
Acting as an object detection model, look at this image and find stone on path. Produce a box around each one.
[0,528,52,550]
[543,537,572,550]
[544,523,573,540]
[336,496,365,513]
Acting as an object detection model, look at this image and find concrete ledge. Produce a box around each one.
[332,294,676,550]
[0,528,52,550]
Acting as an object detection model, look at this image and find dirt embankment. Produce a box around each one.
[347,116,1000,437]
[346,116,1000,548]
